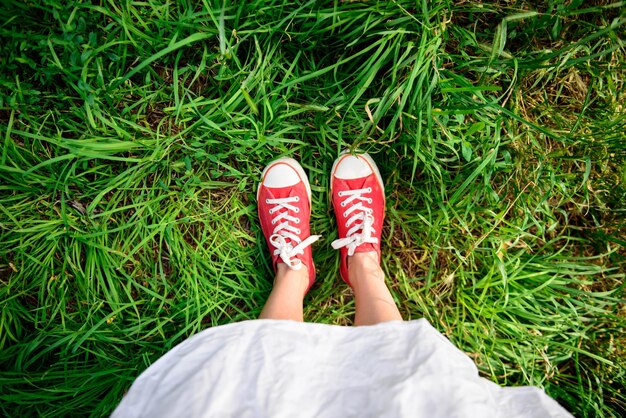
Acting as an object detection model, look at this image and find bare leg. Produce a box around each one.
[350,252,402,326]
[259,264,309,321]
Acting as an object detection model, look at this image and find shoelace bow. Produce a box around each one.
[331,187,378,256]
[266,196,320,270]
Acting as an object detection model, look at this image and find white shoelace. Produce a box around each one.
[331,187,378,256]
[266,196,320,270]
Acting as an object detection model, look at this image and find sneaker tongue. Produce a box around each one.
[352,243,377,254]
[266,185,294,196]
[266,184,304,200]
[341,176,370,189]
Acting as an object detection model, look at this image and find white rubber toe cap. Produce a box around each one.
[257,157,313,201]
[263,162,301,187]
[333,155,374,179]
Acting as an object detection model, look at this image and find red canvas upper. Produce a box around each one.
[257,160,319,292]
[331,153,385,286]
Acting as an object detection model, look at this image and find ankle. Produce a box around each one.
[347,252,384,287]
[275,263,310,295]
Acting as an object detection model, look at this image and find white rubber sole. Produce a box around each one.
[330,150,385,194]
[257,157,313,204]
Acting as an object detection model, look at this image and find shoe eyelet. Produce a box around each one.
[296,229,301,234]
[343,211,347,217]
[294,196,300,202]
[294,208,300,213]
[340,201,346,207]
[265,199,269,203]
[338,191,344,197]
[271,219,276,225]
[368,198,372,204]
[269,208,274,214]
[367,187,372,193]
[295,218,300,224]
[344,222,349,228]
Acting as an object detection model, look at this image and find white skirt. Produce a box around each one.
[112,319,573,418]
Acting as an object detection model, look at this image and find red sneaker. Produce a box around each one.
[330,152,385,286]
[257,157,320,291]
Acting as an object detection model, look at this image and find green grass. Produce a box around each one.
[1,0,625,416]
